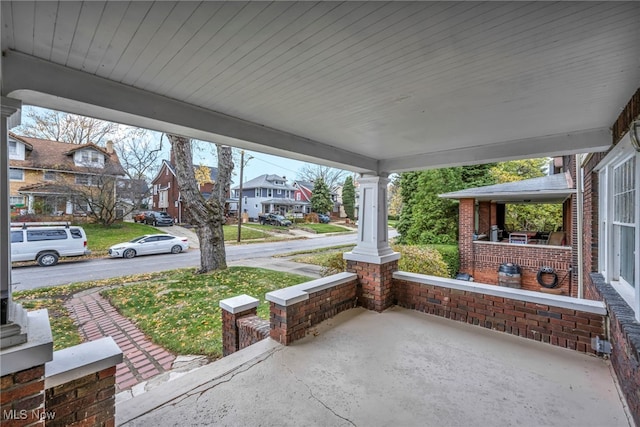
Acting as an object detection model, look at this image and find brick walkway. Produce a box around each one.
[65,291,176,392]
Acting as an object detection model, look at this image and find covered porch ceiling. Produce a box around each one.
[2,1,639,174]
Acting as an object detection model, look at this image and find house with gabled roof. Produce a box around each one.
[232,174,299,219]
[8,132,126,216]
[293,180,342,217]
[150,152,219,223]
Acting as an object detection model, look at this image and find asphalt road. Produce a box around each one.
[11,232,396,291]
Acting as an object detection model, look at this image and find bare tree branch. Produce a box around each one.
[296,164,349,190]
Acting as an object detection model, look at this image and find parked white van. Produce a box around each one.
[11,222,91,266]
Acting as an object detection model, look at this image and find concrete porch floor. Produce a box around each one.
[117,307,631,426]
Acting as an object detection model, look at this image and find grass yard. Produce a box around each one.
[83,222,162,254]
[297,223,352,234]
[14,267,311,358]
[14,281,111,350]
[223,225,269,240]
[103,267,309,358]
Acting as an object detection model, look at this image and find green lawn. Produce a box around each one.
[223,225,269,240]
[13,267,311,357]
[81,222,270,256]
[83,222,163,253]
[297,223,352,233]
[103,267,309,358]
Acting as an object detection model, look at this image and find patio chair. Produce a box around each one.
[546,231,565,246]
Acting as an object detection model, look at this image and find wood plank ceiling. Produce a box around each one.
[2,1,639,173]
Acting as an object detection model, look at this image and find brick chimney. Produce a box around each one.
[106,140,114,154]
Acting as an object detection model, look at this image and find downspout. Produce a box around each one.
[575,154,584,299]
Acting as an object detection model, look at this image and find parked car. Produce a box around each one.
[108,234,189,259]
[317,214,331,223]
[143,211,174,226]
[133,211,151,223]
[11,222,91,266]
[258,213,292,226]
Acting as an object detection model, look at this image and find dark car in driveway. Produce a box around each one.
[317,214,331,223]
[258,213,292,226]
[143,211,174,226]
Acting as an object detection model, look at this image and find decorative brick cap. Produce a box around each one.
[266,272,357,306]
[45,336,123,389]
[219,294,259,314]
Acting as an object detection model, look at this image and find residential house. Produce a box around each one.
[150,154,218,223]
[8,133,125,216]
[293,180,341,217]
[233,174,298,219]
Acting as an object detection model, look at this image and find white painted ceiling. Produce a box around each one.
[1,1,639,173]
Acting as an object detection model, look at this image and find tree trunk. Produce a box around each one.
[167,134,227,273]
[214,145,233,215]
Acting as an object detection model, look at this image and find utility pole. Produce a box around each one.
[236,150,245,243]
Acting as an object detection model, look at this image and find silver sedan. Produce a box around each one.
[108,234,189,259]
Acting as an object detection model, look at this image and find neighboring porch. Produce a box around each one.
[261,198,309,216]
[441,171,578,296]
[118,306,630,426]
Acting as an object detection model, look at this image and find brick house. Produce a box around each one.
[440,166,578,296]
[150,156,218,223]
[8,132,126,216]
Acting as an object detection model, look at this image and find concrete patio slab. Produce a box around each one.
[118,307,631,426]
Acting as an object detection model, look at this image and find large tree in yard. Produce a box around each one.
[342,176,356,219]
[310,178,333,214]
[397,164,495,245]
[167,134,232,273]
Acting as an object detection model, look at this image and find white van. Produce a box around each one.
[11,222,91,266]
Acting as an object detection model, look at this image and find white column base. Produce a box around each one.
[343,251,400,265]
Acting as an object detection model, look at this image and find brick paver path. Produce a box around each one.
[65,291,176,392]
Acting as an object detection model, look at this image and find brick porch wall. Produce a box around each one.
[237,315,270,351]
[346,260,398,312]
[267,273,358,345]
[472,241,576,297]
[0,365,46,426]
[44,367,116,427]
[587,273,640,426]
[394,272,606,355]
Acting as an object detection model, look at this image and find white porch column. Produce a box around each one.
[66,199,73,214]
[344,174,399,264]
[27,194,35,214]
[1,96,27,342]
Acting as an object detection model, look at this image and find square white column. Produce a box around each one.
[344,174,399,264]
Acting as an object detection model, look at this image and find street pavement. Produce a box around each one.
[11,225,394,290]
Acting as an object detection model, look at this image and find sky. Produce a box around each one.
[17,105,344,187]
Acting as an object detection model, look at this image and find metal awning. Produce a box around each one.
[440,173,575,203]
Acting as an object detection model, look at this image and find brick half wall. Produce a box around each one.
[393,271,606,355]
[267,273,358,345]
[473,241,576,297]
[587,273,640,426]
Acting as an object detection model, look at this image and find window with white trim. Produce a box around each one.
[598,134,639,318]
[9,140,17,155]
[76,149,104,167]
[255,188,260,197]
[9,168,24,181]
[10,196,24,206]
